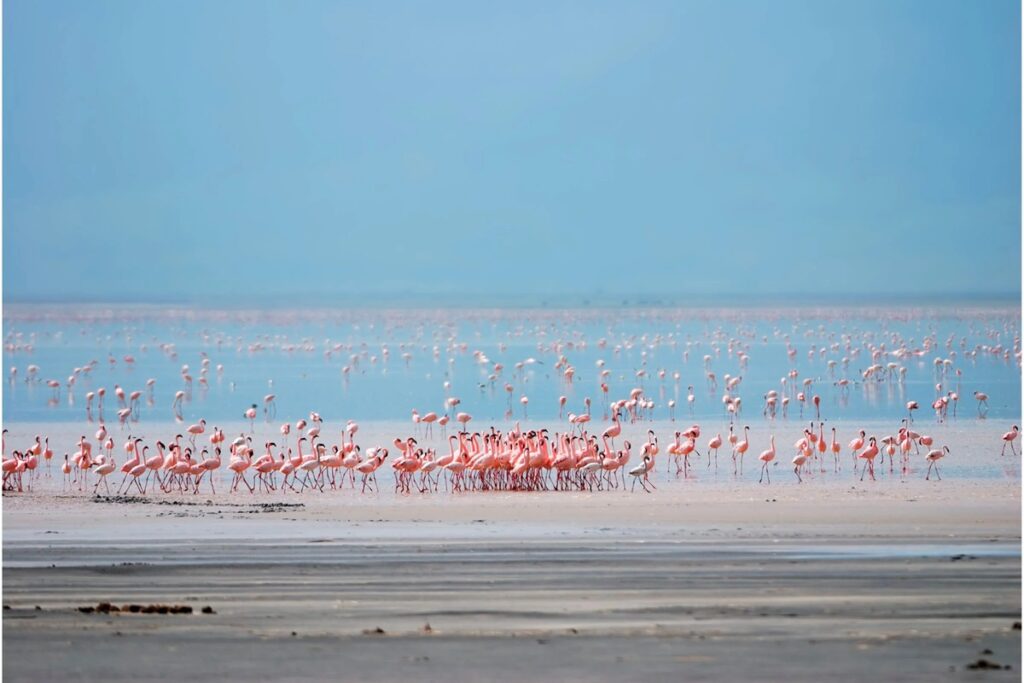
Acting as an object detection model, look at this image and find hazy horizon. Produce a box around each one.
[4,0,1021,304]
[2,290,1020,310]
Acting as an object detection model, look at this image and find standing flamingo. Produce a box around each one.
[925,446,950,480]
[848,430,865,469]
[602,411,622,449]
[93,455,116,495]
[187,418,207,447]
[629,454,655,492]
[244,405,257,432]
[1001,425,1019,456]
[758,435,775,483]
[829,427,841,471]
[707,433,722,471]
[858,437,880,481]
[973,391,989,417]
[733,426,750,475]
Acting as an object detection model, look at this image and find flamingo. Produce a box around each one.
[974,391,989,416]
[60,454,72,491]
[792,445,808,483]
[925,446,949,480]
[172,390,185,417]
[229,445,254,493]
[1001,425,1019,456]
[758,435,775,483]
[356,449,388,493]
[602,411,622,449]
[858,437,880,481]
[187,419,207,447]
[142,441,166,492]
[848,430,865,469]
[421,412,438,437]
[707,433,722,471]
[244,405,258,432]
[629,454,655,492]
[116,439,143,495]
[93,455,116,495]
[829,427,841,471]
[733,425,750,475]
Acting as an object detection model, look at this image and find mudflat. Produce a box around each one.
[3,466,1020,682]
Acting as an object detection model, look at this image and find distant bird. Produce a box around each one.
[244,405,257,432]
[974,391,989,417]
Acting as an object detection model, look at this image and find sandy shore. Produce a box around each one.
[3,419,1021,680]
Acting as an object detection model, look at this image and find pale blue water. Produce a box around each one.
[2,305,1020,425]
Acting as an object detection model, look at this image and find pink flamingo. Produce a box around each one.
[244,405,257,432]
[187,418,207,447]
[848,430,865,469]
[421,412,438,437]
[142,441,166,492]
[116,439,143,494]
[707,433,722,471]
[974,391,989,416]
[733,426,750,475]
[60,454,72,491]
[858,437,880,481]
[356,449,388,492]
[196,447,221,494]
[93,454,117,495]
[829,427,841,471]
[924,446,949,480]
[1001,425,1019,456]
[602,411,622,449]
[340,445,363,488]
[758,435,775,483]
[229,445,254,493]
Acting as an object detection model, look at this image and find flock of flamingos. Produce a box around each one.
[2,315,1021,495]
[4,414,1019,496]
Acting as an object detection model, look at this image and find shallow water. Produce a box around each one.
[3,305,1020,425]
[4,419,1020,490]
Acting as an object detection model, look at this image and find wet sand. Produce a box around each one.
[3,420,1021,681]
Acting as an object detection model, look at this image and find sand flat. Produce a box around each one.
[3,420,1021,680]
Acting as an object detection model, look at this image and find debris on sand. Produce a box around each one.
[78,603,195,615]
[967,658,1011,671]
[90,496,304,512]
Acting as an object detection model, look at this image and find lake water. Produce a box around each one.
[3,304,1020,425]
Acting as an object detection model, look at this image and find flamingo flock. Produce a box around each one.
[3,309,1019,495]
[5,309,1019,435]
[4,411,1017,494]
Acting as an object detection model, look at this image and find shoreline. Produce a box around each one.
[4,418,1020,681]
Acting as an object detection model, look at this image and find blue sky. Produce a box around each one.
[4,0,1020,303]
